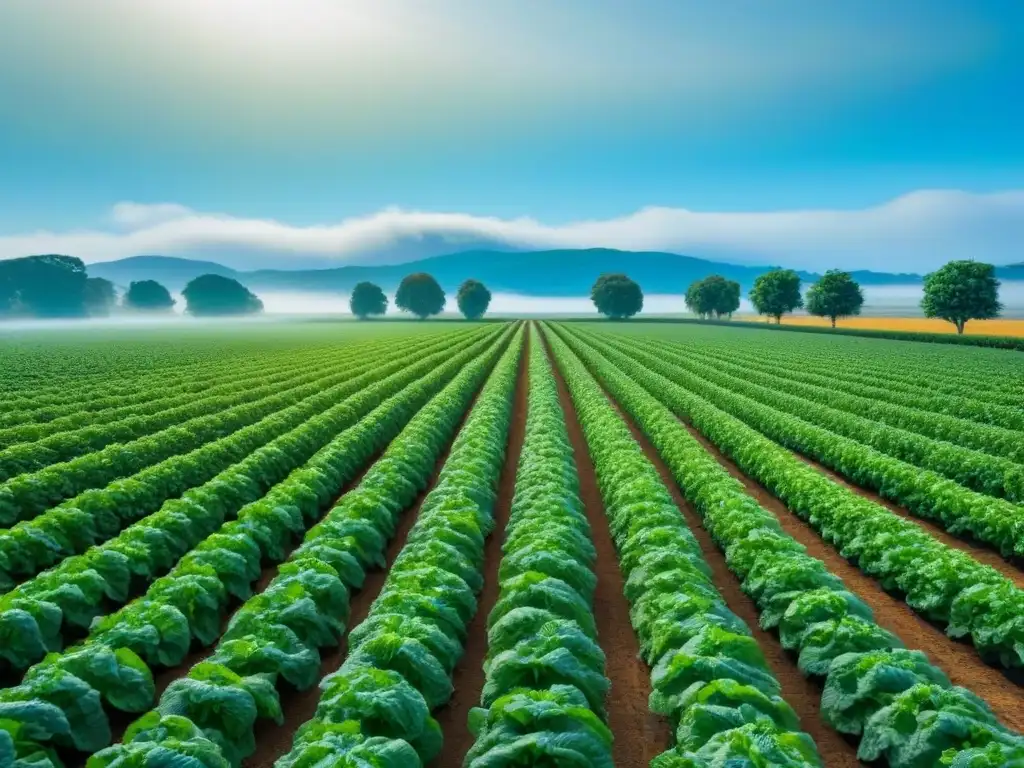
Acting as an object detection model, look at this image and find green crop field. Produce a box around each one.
[0,319,1021,768]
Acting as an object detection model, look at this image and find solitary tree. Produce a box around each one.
[921,260,1001,335]
[349,281,388,319]
[456,279,492,320]
[124,279,176,312]
[749,269,803,324]
[395,273,445,319]
[591,273,643,319]
[805,270,864,328]
[84,277,117,316]
[182,274,263,316]
[685,275,740,319]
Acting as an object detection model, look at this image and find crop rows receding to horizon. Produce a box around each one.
[0,318,1022,768]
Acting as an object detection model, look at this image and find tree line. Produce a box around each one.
[1,254,1005,332]
[587,260,1004,335]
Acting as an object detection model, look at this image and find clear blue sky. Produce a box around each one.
[0,0,1021,271]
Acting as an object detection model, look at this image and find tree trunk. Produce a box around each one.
[775,315,782,325]
[956,319,966,335]
[831,316,836,328]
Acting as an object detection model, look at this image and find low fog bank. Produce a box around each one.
[257,283,1024,318]
[2,283,1022,331]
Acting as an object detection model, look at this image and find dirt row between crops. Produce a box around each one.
[429,331,531,767]
[788,451,1024,589]
[539,327,672,768]
[672,420,1024,732]
[243,361,506,768]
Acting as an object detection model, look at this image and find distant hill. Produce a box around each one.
[84,249,936,296]
[89,255,238,291]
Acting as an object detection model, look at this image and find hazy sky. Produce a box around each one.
[1,1,1022,271]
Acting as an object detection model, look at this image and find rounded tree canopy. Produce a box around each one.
[591,273,643,319]
[182,274,263,317]
[0,254,88,318]
[685,275,740,319]
[84,277,117,317]
[805,270,864,328]
[921,260,1001,334]
[395,272,445,319]
[349,281,388,319]
[749,269,803,323]
[124,279,176,312]
[456,279,492,320]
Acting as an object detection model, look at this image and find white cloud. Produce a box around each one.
[2,190,1023,273]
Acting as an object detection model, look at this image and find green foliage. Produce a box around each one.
[590,273,643,319]
[546,322,1021,768]
[543,325,824,767]
[0,255,89,318]
[805,270,863,327]
[749,269,803,323]
[123,280,175,312]
[457,279,492,320]
[685,275,740,319]
[395,273,445,319]
[84,278,118,317]
[921,260,1002,334]
[182,274,263,317]
[349,281,388,319]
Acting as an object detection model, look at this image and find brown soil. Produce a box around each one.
[540,326,672,768]
[677,420,1024,732]
[790,452,1024,589]
[430,330,531,767]
[566,373,862,764]
[244,343,510,768]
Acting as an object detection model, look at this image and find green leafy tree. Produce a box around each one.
[685,275,740,319]
[124,280,176,312]
[395,273,445,319]
[349,281,388,319]
[805,270,864,328]
[921,260,1001,335]
[84,277,117,317]
[0,254,89,317]
[182,274,263,317]
[591,273,643,319]
[456,279,492,320]
[749,269,803,324]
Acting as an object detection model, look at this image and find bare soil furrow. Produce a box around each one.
[677,419,1024,731]
[430,331,530,767]
[542,327,671,768]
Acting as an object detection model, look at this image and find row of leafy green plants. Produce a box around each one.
[0,328,502,662]
[643,330,1024,430]
[564,326,1024,666]
[0,329,475,523]
[543,326,828,766]
[579,328,1024,565]
[0,342,401,479]
[548,323,1024,767]
[0,330,439,459]
[0,345,261,419]
[0,325,519,768]
[602,316,1024,351]
[464,325,613,765]
[588,332,1024,503]
[602,322,1022,405]
[599,331,1024,490]
[268,332,522,768]
[0,330,490,594]
[631,330,1024,459]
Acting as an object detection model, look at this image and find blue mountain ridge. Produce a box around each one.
[86,249,967,296]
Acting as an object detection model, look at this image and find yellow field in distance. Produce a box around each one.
[732,315,1024,337]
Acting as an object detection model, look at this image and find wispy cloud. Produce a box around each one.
[2,190,1022,273]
